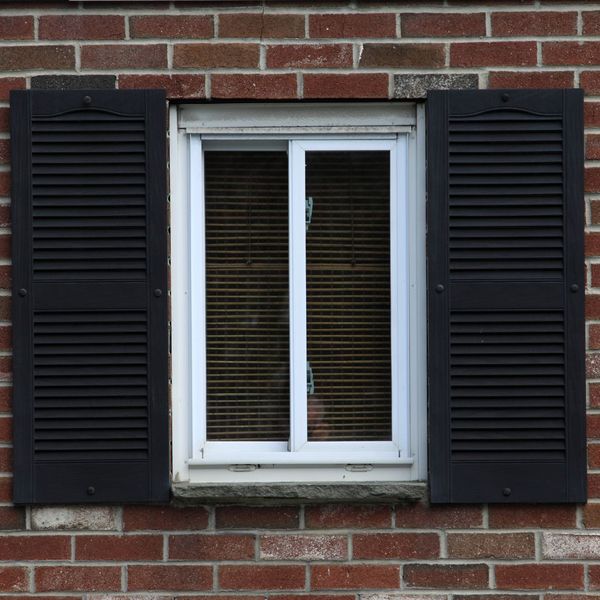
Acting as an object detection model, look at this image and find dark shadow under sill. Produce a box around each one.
[171,482,427,506]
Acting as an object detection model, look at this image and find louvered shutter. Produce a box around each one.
[10,90,168,504]
[428,89,586,503]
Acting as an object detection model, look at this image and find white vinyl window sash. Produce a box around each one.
[188,136,411,468]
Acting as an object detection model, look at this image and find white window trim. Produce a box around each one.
[170,103,427,484]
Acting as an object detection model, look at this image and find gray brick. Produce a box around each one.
[393,74,479,99]
[31,75,116,90]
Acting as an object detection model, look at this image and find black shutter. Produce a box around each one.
[428,89,586,503]
[10,90,168,504]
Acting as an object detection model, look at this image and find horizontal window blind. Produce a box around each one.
[204,151,290,441]
[306,151,391,441]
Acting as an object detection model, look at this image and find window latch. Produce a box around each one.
[306,196,313,231]
[307,361,315,395]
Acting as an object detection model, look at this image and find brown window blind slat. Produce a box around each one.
[306,151,392,442]
[204,151,290,441]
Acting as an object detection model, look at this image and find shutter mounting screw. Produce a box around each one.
[154,289,162,297]
[501,93,510,102]
[571,284,579,292]
[83,95,92,106]
[86,486,95,496]
[18,288,27,297]
[435,284,445,293]
[502,487,512,496]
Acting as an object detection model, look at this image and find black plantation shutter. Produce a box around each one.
[11,90,168,503]
[428,89,586,503]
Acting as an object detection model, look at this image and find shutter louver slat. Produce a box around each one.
[11,90,168,504]
[428,89,585,504]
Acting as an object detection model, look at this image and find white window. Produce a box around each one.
[170,104,426,483]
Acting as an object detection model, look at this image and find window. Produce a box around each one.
[170,103,427,483]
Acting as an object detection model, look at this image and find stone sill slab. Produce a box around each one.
[172,482,427,506]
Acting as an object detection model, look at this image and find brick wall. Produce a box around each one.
[0,0,598,598]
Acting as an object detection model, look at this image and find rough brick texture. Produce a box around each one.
[0,2,598,600]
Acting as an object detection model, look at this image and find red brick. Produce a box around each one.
[588,294,600,319]
[353,533,439,559]
[590,325,600,350]
[0,535,68,559]
[0,327,11,351]
[312,565,400,590]
[0,506,25,528]
[590,443,600,468]
[492,12,576,36]
[0,268,10,290]
[0,567,29,592]
[220,13,304,38]
[306,504,391,529]
[447,533,535,559]
[591,383,600,408]
[581,72,600,95]
[586,103,600,127]
[489,505,577,528]
[587,233,600,257]
[396,502,483,528]
[0,17,33,40]
[489,71,574,89]
[590,414,600,438]
[36,567,121,592]
[0,358,12,383]
[360,43,445,68]
[124,506,209,531]
[404,564,488,589]
[0,109,8,133]
[584,11,600,35]
[455,596,536,600]
[545,42,600,66]
[592,263,600,287]
[588,135,600,162]
[39,16,124,40]
[260,534,347,560]
[402,13,485,37]
[591,201,600,225]
[587,168,600,193]
[216,506,299,529]
[451,42,536,67]
[130,15,212,39]
[179,597,263,600]
[0,235,9,260]
[304,74,388,99]
[587,476,600,499]
[0,46,74,71]
[0,141,9,166]
[0,417,11,443]
[0,298,10,322]
[169,534,255,560]
[128,566,212,592]
[310,13,396,38]
[267,43,352,68]
[220,566,305,591]
[174,43,259,68]
[496,564,583,590]
[0,477,12,502]
[119,74,205,99]
[0,79,24,102]
[588,567,600,590]
[212,74,296,100]
[81,45,166,69]
[587,352,599,377]
[0,447,12,473]
[583,503,600,527]
[75,534,163,561]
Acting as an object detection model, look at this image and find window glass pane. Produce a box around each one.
[204,151,289,440]
[306,151,391,441]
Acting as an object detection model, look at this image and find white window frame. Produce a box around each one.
[170,103,427,484]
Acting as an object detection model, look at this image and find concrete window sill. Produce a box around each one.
[171,482,427,506]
